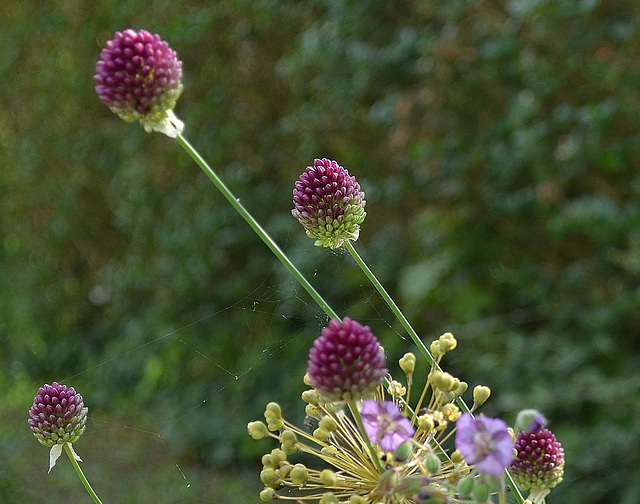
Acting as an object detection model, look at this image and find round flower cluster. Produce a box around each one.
[28,382,88,448]
[94,29,184,136]
[308,317,386,402]
[511,428,565,491]
[292,158,366,249]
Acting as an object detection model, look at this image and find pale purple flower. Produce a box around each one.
[361,399,414,452]
[455,413,514,477]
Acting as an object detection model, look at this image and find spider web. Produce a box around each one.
[58,233,404,503]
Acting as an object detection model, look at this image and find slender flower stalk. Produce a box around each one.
[175,135,339,321]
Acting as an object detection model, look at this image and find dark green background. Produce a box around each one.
[1,1,639,503]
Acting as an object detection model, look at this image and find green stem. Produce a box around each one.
[176,134,339,321]
[64,443,104,504]
[348,400,385,474]
[344,241,435,367]
[344,241,524,502]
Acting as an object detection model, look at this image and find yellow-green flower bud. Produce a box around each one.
[455,381,468,396]
[268,448,286,466]
[259,488,277,501]
[264,402,282,420]
[418,414,435,432]
[248,421,269,440]
[431,371,456,391]
[282,443,299,455]
[451,449,464,464]
[305,404,321,417]
[473,385,491,406]
[319,415,338,432]
[429,340,442,357]
[319,492,339,504]
[425,453,441,474]
[277,463,291,478]
[349,496,367,504]
[267,418,284,431]
[320,469,337,486]
[260,468,278,486]
[301,389,319,404]
[313,427,330,441]
[280,429,298,447]
[321,447,334,457]
[289,463,308,485]
[438,332,457,352]
[399,352,416,373]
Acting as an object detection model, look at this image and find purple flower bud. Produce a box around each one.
[292,158,366,249]
[455,413,514,477]
[94,29,184,136]
[308,317,386,401]
[514,409,547,434]
[510,428,565,491]
[28,382,88,448]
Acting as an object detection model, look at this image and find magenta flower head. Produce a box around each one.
[455,413,514,477]
[292,158,366,249]
[94,29,184,137]
[308,317,386,401]
[28,382,88,472]
[510,428,565,495]
[361,399,414,452]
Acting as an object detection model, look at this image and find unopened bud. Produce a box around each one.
[473,385,491,406]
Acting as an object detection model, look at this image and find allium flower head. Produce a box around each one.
[94,29,184,137]
[510,428,565,492]
[361,399,414,452]
[28,382,88,472]
[455,413,514,477]
[292,158,366,249]
[308,317,386,401]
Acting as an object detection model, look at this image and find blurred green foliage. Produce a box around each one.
[1,1,639,503]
